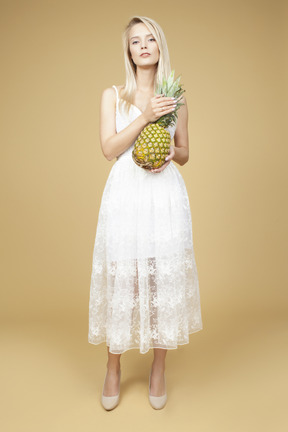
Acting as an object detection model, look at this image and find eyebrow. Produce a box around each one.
[130,33,153,40]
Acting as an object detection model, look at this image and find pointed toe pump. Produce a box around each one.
[101,370,121,411]
[148,369,167,410]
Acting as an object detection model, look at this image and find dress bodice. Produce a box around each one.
[112,85,177,161]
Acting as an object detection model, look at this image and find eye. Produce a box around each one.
[148,38,155,42]
[132,40,139,45]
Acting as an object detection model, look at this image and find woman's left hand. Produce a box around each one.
[151,145,175,173]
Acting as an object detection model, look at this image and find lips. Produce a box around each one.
[140,52,150,56]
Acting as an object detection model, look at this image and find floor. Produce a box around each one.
[1,308,287,432]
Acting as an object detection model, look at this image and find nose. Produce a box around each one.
[141,41,147,49]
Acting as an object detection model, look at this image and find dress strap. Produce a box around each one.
[112,85,119,104]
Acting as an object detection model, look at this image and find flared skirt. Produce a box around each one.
[88,154,203,354]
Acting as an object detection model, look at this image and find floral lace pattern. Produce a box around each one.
[88,85,203,354]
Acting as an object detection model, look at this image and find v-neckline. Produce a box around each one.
[119,97,144,114]
[116,85,147,114]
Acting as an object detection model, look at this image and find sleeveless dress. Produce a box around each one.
[88,85,203,354]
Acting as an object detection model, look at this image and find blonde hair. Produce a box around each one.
[119,16,171,115]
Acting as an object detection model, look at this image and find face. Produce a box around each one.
[128,23,160,68]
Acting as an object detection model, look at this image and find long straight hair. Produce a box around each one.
[119,16,171,115]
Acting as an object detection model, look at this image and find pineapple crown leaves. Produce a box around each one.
[155,70,185,128]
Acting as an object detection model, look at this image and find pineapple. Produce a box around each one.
[132,70,185,170]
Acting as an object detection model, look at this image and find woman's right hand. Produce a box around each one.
[142,94,179,123]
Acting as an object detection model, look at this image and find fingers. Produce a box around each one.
[156,96,177,106]
[151,160,170,173]
[149,95,181,121]
[153,94,183,105]
[153,95,176,105]
[153,96,177,117]
[156,105,175,116]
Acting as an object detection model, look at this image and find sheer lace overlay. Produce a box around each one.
[88,85,203,354]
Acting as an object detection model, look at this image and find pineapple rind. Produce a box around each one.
[132,70,185,170]
[132,123,171,170]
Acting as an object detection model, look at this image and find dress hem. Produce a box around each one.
[88,326,203,355]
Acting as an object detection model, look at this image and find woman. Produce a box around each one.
[88,16,203,410]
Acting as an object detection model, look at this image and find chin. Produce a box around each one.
[139,58,158,67]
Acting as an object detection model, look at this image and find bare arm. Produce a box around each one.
[99,87,177,161]
[100,88,148,161]
[172,95,189,166]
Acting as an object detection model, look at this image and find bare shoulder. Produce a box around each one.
[101,85,124,101]
[100,87,117,114]
[101,86,116,100]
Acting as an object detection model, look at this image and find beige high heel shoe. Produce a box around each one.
[148,369,167,409]
[101,370,121,411]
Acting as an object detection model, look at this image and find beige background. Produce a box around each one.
[1,0,287,430]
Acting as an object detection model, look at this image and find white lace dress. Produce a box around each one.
[88,85,203,354]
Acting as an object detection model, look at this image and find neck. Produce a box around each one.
[135,66,157,92]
